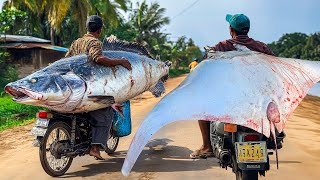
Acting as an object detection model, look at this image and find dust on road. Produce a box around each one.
[0,74,319,180]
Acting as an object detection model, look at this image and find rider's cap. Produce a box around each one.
[226,14,250,33]
[86,15,103,32]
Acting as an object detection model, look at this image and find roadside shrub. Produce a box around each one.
[0,96,42,131]
[169,67,189,77]
[0,50,18,95]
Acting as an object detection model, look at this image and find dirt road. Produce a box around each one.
[0,75,320,180]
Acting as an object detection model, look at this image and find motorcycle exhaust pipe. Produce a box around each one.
[220,150,232,165]
[215,148,232,165]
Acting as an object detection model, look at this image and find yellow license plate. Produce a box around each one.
[235,142,267,163]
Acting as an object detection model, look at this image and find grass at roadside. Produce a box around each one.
[169,68,189,77]
[0,96,42,131]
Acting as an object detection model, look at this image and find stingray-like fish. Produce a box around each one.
[121,45,320,176]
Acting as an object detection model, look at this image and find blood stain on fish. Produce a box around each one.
[246,119,259,130]
[111,67,117,78]
[193,113,233,123]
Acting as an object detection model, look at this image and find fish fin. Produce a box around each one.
[88,95,115,104]
[155,55,161,61]
[270,121,279,169]
[165,61,172,67]
[233,44,252,52]
[149,79,165,98]
[103,35,154,59]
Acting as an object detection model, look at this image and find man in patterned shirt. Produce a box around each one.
[66,15,131,160]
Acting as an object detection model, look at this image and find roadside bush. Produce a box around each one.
[0,96,41,131]
[169,67,189,77]
[0,50,18,95]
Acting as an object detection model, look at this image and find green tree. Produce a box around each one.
[5,0,129,45]
[149,32,172,61]
[130,1,170,46]
[171,36,202,68]
[3,1,49,38]
[302,33,320,60]
[268,32,320,61]
[0,50,18,93]
[0,8,21,92]
[103,20,138,42]
[0,7,27,35]
[268,32,308,58]
[1,0,204,76]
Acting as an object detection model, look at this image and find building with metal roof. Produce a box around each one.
[0,35,68,77]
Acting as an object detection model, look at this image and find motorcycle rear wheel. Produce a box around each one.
[236,170,258,180]
[105,129,119,154]
[39,121,73,177]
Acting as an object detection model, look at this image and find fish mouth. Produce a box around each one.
[5,86,43,102]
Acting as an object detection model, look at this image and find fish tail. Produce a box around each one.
[149,80,165,98]
[165,61,172,67]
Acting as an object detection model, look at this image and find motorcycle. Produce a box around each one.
[210,122,285,180]
[31,102,131,177]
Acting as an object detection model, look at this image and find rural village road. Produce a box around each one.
[0,75,320,180]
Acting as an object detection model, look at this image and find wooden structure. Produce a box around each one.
[0,35,68,77]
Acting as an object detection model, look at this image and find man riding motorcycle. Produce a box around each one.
[190,14,276,159]
[65,15,132,160]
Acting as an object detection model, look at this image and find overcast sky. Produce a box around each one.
[133,0,320,48]
[1,0,320,48]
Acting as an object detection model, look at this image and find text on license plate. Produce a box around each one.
[235,142,267,163]
[35,118,50,128]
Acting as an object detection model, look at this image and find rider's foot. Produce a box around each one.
[89,145,105,160]
[190,146,214,159]
[200,144,213,153]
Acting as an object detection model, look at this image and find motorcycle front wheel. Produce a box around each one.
[39,121,73,177]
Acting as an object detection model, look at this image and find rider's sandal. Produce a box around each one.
[190,149,214,159]
[94,156,105,161]
[89,151,105,160]
[93,156,105,160]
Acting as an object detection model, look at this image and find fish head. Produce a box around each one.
[5,73,71,104]
[5,72,86,111]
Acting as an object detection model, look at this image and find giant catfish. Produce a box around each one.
[5,36,170,112]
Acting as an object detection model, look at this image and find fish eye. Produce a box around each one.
[30,78,37,83]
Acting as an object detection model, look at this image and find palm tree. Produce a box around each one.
[69,0,91,38]
[90,0,128,27]
[5,0,73,44]
[3,0,47,37]
[131,1,170,46]
[5,0,129,45]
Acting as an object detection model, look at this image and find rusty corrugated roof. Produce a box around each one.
[0,42,68,52]
[0,34,51,43]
